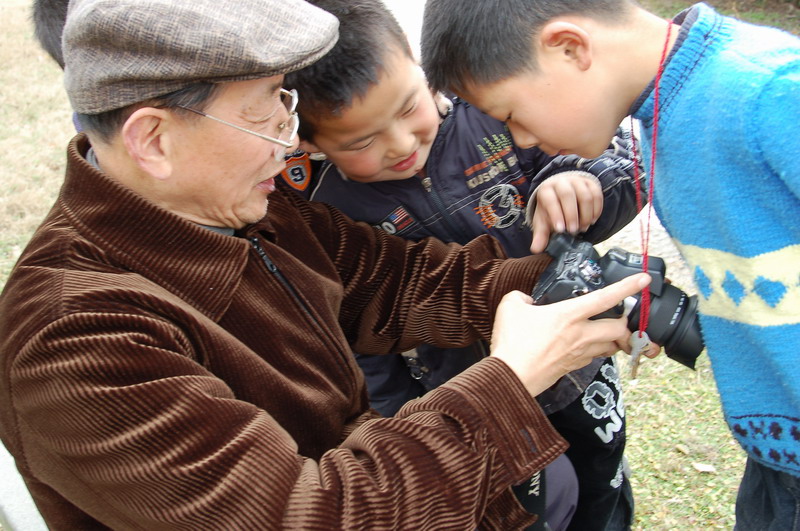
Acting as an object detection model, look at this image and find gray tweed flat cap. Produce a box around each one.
[63,0,339,114]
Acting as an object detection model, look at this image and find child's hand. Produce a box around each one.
[528,171,603,254]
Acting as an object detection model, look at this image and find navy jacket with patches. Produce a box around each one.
[287,98,641,259]
[279,97,643,412]
[279,98,643,528]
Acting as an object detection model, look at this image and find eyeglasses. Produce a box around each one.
[179,88,299,162]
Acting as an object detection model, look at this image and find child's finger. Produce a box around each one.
[529,204,555,254]
[573,178,602,231]
[536,185,568,234]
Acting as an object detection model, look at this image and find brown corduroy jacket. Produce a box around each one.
[0,135,565,530]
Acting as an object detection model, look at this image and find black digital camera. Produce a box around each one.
[531,233,704,369]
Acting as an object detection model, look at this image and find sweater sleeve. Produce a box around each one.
[752,66,800,200]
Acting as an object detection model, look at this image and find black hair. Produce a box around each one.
[421,0,631,95]
[32,0,70,69]
[283,0,413,141]
[77,83,220,144]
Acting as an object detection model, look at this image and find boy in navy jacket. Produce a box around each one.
[282,1,646,528]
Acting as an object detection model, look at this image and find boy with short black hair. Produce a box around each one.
[282,1,648,528]
[420,0,800,528]
[33,0,69,69]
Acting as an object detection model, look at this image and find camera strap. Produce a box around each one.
[629,19,674,340]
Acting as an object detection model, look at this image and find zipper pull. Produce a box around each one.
[249,237,277,272]
[420,176,433,192]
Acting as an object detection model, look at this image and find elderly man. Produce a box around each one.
[0,0,648,528]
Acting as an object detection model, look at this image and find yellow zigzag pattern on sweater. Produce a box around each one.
[677,243,800,326]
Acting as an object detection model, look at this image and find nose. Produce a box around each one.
[276,136,300,162]
[287,124,300,152]
[385,123,417,159]
[506,122,539,150]
[272,114,300,162]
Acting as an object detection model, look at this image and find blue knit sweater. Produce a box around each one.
[632,3,800,476]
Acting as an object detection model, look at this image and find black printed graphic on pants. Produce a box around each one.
[546,358,633,530]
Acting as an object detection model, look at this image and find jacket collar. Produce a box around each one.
[61,134,268,321]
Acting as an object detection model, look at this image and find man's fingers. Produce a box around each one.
[644,342,662,358]
[501,289,534,305]
[581,328,628,358]
[563,273,651,320]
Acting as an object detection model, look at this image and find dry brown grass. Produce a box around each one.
[0,0,74,290]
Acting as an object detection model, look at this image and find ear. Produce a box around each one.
[537,21,593,71]
[121,108,174,180]
[298,138,322,155]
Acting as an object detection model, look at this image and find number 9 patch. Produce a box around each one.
[279,152,312,192]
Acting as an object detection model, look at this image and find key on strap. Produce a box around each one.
[629,330,651,378]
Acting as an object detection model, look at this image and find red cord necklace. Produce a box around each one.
[629,19,673,338]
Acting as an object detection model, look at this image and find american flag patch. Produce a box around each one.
[376,206,416,236]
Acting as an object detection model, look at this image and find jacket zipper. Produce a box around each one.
[419,176,473,244]
[248,236,355,382]
[249,236,306,309]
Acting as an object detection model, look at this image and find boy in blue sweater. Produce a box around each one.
[420,0,800,528]
[282,1,650,528]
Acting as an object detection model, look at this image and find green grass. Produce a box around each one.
[640,0,800,34]
[616,351,746,529]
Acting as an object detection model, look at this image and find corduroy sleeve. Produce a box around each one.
[274,190,553,355]
[6,308,561,530]
[1,139,567,530]
[284,358,566,530]
[10,303,565,527]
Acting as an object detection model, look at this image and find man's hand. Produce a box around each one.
[528,171,603,254]
[490,273,651,397]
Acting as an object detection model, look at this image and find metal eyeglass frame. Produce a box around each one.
[178,88,299,162]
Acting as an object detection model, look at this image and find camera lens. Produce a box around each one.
[626,285,704,369]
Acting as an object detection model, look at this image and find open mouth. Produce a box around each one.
[256,177,276,193]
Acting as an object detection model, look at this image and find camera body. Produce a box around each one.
[531,233,704,369]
